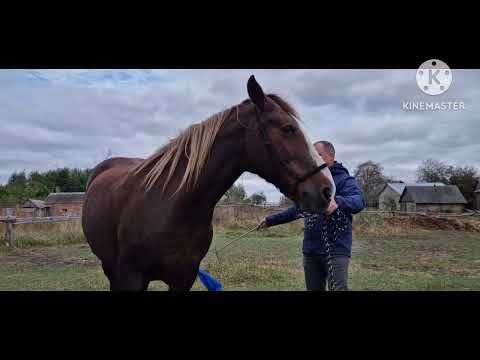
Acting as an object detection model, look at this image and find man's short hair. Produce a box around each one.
[314,140,335,157]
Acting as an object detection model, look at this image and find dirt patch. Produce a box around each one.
[0,252,98,268]
[385,216,480,232]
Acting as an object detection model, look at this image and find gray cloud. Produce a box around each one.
[0,69,479,202]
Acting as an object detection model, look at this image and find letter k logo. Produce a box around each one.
[429,69,441,85]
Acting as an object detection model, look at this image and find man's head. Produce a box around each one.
[314,141,335,167]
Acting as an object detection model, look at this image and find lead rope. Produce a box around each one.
[322,216,336,291]
[213,211,347,291]
[302,209,348,291]
[214,223,263,264]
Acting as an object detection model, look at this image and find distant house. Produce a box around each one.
[378,182,445,211]
[44,192,85,216]
[399,185,467,213]
[474,181,480,210]
[21,199,48,217]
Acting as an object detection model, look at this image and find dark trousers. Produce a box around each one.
[303,254,350,291]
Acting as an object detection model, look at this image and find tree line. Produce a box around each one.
[0,168,92,207]
[0,167,271,208]
[219,184,268,206]
[2,157,478,210]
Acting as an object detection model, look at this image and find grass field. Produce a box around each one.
[1,217,479,290]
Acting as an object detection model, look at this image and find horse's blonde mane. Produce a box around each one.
[132,94,299,195]
[132,107,232,195]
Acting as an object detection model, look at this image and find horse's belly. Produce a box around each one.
[123,229,213,277]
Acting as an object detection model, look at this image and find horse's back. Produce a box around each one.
[86,157,144,191]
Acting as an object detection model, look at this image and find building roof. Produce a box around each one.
[385,182,446,195]
[22,199,46,209]
[399,185,467,204]
[44,192,85,205]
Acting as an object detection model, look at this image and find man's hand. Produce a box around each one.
[325,198,338,216]
[257,220,270,230]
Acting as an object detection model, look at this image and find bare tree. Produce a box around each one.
[279,195,294,207]
[104,148,113,160]
[354,161,391,208]
[449,165,479,209]
[416,158,451,183]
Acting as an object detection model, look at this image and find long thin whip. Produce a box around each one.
[213,222,262,263]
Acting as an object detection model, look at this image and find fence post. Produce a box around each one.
[4,217,16,248]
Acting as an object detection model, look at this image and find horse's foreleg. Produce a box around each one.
[167,265,199,292]
[110,264,150,292]
[111,274,150,291]
[168,281,195,292]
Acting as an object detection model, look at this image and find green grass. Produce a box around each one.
[1,222,480,290]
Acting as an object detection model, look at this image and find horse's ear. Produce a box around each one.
[247,75,266,111]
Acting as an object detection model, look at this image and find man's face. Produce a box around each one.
[314,143,334,167]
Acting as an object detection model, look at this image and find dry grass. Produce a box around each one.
[1,221,85,251]
[2,229,479,291]
[1,208,479,252]
[353,212,480,237]
[213,206,480,237]
[352,213,429,237]
[213,206,304,237]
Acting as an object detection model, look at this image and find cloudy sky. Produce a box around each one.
[1,69,479,201]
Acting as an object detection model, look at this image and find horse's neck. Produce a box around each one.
[182,117,247,213]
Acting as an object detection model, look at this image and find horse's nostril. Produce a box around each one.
[323,187,332,200]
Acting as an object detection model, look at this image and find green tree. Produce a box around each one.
[0,167,93,207]
[8,171,27,187]
[223,184,247,204]
[249,191,267,206]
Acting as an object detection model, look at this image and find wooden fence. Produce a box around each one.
[2,208,479,248]
[358,209,480,218]
[0,215,81,248]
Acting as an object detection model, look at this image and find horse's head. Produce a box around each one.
[243,75,335,214]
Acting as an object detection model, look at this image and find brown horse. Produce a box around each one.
[82,75,335,291]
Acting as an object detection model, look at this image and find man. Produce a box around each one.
[259,141,365,291]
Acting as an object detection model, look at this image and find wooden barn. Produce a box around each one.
[378,182,445,211]
[44,192,85,216]
[399,185,467,214]
[21,199,48,217]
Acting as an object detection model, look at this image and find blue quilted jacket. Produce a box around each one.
[265,162,365,257]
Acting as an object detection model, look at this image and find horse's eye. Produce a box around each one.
[282,125,296,134]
